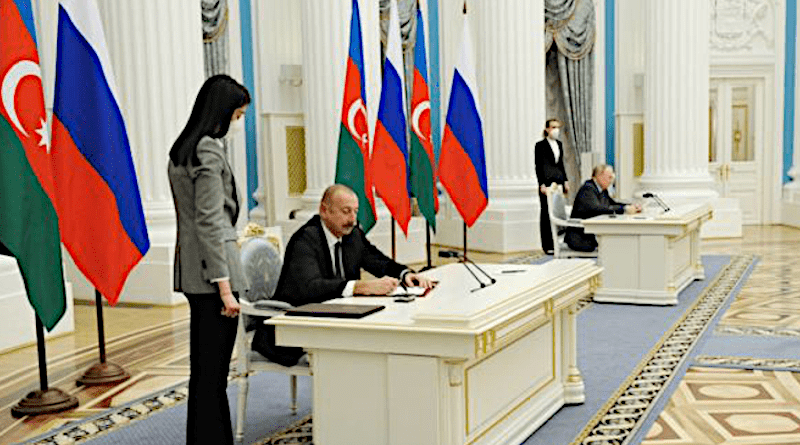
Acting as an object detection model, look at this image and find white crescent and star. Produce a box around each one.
[411,100,430,142]
[346,99,368,146]
[2,60,49,153]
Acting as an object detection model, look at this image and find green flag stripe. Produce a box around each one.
[409,134,437,230]
[0,117,66,330]
[335,124,376,232]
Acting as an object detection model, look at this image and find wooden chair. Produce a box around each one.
[546,184,597,259]
[233,225,310,444]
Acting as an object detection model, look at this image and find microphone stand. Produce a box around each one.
[644,193,670,212]
[439,250,497,293]
[459,258,487,292]
[653,195,670,212]
[460,255,496,292]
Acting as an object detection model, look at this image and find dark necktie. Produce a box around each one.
[334,241,343,279]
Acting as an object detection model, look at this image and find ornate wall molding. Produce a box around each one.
[710,0,776,52]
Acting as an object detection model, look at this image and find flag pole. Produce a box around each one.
[423,222,433,271]
[11,316,78,417]
[463,221,468,261]
[77,289,130,386]
[391,218,397,260]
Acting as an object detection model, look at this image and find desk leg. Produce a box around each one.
[691,227,705,280]
[561,303,584,404]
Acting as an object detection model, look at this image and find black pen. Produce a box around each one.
[501,269,526,274]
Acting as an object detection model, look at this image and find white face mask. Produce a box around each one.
[549,128,560,139]
[228,117,245,136]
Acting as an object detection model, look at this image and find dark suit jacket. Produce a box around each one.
[565,180,626,250]
[535,138,568,187]
[273,215,408,306]
[168,136,248,294]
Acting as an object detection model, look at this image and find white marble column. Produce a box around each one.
[636,0,739,237]
[61,0,205,304]
[299,0,351,207]
[436,0,545,252]
[638,0,715,195]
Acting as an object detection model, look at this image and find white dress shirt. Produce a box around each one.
[547,137,560,163]
[321,223,356,297]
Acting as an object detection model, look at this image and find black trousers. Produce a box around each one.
[565,229,598,252]
[539,192,553,252]
[185,293,238,445]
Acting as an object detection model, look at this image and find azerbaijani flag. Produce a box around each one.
[371,0,411,235]
[409,4,438,231]
[51,0,150,305]
[335,0,377,233]
[438,9,487,227]
[0,0,67,330]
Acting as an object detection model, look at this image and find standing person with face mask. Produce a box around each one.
[535,119,570,255]
[168,74,250,444]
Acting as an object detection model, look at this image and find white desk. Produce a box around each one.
[270,260,601,445]
[582,203,713,305]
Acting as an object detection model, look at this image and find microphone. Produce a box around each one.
[642,192,670,212]
[438,250,497,292]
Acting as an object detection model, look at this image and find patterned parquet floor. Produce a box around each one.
[642,226,800,445]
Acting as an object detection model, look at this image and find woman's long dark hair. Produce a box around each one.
[169,74,251,166]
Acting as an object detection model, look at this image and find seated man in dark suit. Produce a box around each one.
[253,184,434,366]
[565,165,641,252]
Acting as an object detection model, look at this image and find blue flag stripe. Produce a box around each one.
[12,0,37,46]
[53,7,149,255]
[445,70,487,194]
[414,8,428,82]
[377,62,408,157]
[349,0,367,101]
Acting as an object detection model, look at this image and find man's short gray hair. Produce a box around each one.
[592,164,614,178]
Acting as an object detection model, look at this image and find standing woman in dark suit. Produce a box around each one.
[535,119,570,255]
[168,74,250,444]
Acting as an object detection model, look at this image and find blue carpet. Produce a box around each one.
[81,372,311,445]
[522,255,731,445]
[697,334,800,360]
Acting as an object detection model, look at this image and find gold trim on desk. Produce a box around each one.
[464,318,558,443]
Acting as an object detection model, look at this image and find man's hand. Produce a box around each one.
[404,272,435,289]
[563,182,569,194]
[539,184,547,194]
[624,204,643,214]
[354,277,399,295]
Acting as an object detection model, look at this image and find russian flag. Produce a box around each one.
[51,0,150,304]
[438,10,487,227]
[371,0,411,235]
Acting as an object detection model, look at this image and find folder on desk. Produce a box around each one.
[284,303,385,319]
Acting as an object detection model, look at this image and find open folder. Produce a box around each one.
[284,303,385,319]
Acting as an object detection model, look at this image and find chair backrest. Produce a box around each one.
[546,185,566,256]
[239,234,283,330]
[551,190,569,221]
